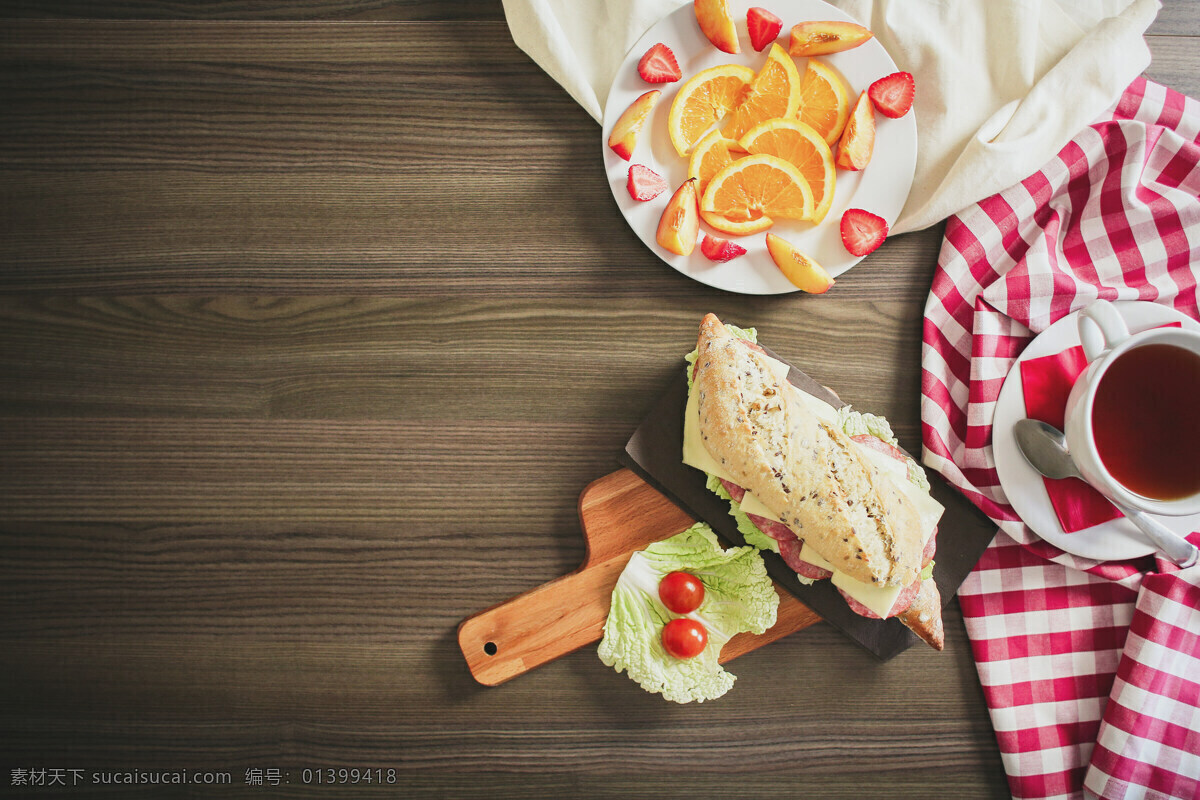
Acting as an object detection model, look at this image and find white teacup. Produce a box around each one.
[1063,300,1200,517]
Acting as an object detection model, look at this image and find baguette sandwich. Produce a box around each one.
[682,314,946,650]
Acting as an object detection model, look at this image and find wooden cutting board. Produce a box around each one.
[458,468,822,686]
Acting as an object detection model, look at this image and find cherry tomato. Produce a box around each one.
[658,571,705,614]
[662,617,708,659]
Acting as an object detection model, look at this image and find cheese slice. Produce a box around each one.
[682,387,734,481]
[738,491,780,522]
[790,383,841,425]
[831,570,907,617]
[799,542,834,571]
[759,352,792,385]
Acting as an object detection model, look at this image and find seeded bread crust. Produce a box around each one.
[693,314,924,588]
[898,578,945,650]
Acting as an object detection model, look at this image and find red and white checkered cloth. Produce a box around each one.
[921,77,1200,800]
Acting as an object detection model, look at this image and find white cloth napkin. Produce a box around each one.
[500,0,1160,233]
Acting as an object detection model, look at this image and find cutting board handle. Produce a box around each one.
[458,555,629,687]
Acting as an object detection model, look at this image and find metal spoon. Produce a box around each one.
[1013,418,1199,568]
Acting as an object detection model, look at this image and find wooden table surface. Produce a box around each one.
[2,3,1197,797]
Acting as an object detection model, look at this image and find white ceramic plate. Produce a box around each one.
[992,301,1200,561]
[601,0,917,295]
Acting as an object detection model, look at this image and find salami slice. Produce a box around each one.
[923,527,937,567]
[742,510,832,581]
[719,478,746,503]
[837,577,922,620]
[795,560,833,581]
[745,513,798,543]
[743,341,768,356]
[777,537,806,571]
[849,433,908,462]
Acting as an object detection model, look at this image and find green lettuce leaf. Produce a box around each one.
[906,460,931,492]
[837,405,899,447]
[704,473,780,553]
[598,523,778,704]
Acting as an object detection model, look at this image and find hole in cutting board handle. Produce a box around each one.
[484,641,498,656]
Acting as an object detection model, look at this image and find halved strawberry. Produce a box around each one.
[746,7,783,52]
[637,43,682,83]
[840,208,888,256]
[627,164,668,201]
[700,234,747,262]
[868,71,915,118]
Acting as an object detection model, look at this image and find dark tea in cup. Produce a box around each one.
[1091,343,1200,501]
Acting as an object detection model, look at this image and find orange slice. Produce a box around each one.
[700,153,814,223]
[795,59,851,146]
[688,132,769,236]
[687,130,744,192]
[739,118,836,224]
[667,63,756,157]
[721,43,802,142]
[700,210,774,236]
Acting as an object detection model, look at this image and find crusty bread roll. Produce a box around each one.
[897,575,945,650]
[692,313,925,589]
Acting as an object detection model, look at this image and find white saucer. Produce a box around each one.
[992,300,1200,561]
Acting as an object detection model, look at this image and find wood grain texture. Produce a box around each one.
[1152,1,1200,36]
[0,19,940,298]
[0,296,928,425]
[1,0,1194,30]
[0,0,505,19]
[2,4,1197,798]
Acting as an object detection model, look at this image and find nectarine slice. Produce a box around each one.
[766,233,834,293]
[657,179,700,256]
[694,0,740,54]
[835,90,875,171]
[607,90,661,161]
[788,20,873,56]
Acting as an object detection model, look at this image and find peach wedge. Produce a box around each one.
[694,0,740,54]
[657,179,700,256]
[766,233,834,293]
[608,90,661,161]
[835,90,875,171]
[788,21,873,56]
